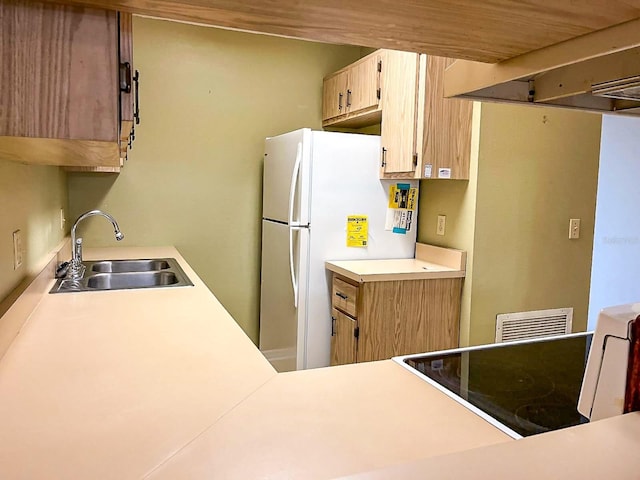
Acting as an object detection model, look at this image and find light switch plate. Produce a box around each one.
[437,215,446,236]
[13,230,23,270]
[569,218,581,239]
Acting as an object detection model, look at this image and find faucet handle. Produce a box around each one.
[73,237,83,265]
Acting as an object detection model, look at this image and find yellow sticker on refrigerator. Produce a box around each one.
[347,215,368,247]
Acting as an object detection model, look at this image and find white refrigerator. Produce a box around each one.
[259,128,418,372]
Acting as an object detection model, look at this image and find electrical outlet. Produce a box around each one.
[437,215,446,236]
[569,218,581,239]
[60,208,66,230]
[13,230,23,270]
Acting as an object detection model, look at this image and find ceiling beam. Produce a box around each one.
[444,17,640,97]
[37,0,640,64]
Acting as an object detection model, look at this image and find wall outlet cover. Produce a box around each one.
[13,230,23,270]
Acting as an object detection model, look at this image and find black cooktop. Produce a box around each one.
[403,333,592,437]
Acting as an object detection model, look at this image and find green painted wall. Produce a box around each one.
[0,161,68,305]
[418,103,602,346]
[67,17,363,344]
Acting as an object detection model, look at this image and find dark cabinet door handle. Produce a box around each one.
[346,89,352,107]
[133,70,141,125]
[381,147,387,168]
[331,316,336,336]
[335,292,348,300]
[119,62,132,93]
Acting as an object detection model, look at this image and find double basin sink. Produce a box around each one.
[50,258,193,293]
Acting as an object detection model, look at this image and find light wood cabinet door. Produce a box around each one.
[322,70,348,121]
[346,53,381,114]
[0,0,118,142]
[357,278,461,362]
[0,1,136,170]
[380,50,420,178]
[418,55,473,180]
[118,12,135,163]
[330,309,358,366]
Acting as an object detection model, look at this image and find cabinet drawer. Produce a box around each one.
[332,277,359,317]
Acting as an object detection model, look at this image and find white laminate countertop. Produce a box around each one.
[325,257,465,282]
[326,242,467,282]
[0,245,638,479]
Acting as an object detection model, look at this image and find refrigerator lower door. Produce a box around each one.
[259,219,310,372]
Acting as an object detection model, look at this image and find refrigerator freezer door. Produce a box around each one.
[308,131,417,260]
[263,128,311,225]
[259,219,309,372]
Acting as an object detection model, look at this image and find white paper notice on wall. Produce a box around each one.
[438,168,452,179]
[424,164,433,178]
[438,168,451,178]
[384,209,414,234]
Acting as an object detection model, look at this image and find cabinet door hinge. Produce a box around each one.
[413,153,418,167]
[376,87,381,100]
[381,147,387,168]
[377,60,382,73]
[354,326,360,339]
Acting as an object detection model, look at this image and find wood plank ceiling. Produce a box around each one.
[40,0,640,63]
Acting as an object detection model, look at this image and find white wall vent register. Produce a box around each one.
[495,308,573,343]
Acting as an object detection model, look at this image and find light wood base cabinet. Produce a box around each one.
[330,274,462,365]
[0,1,138,171]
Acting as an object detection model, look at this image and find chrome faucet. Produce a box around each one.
[68,210,124,279]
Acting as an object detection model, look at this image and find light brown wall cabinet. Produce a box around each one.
[330,274,462,365]
[322,51,382,128]
[0,0,139,172]
[323,50,473,180]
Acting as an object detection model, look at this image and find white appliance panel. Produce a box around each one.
[578,303,636,420]
[263,128,311,225]
[259,219,309,372]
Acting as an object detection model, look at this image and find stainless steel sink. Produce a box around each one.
[50,257,193,293]
[91,259,170,273]
[87,271,179,289]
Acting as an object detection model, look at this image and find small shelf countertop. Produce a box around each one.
[326,242,467,283]
[325,258,465,283]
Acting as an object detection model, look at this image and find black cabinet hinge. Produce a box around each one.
[413,153,418,167]
[354,326,359,339]
[377,60,382,73]
[381,147,387,168]
[376,87,381,100]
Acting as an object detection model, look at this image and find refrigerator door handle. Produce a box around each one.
[287,142,303,308]
[288,142,302,228]
[289,225,301,308]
